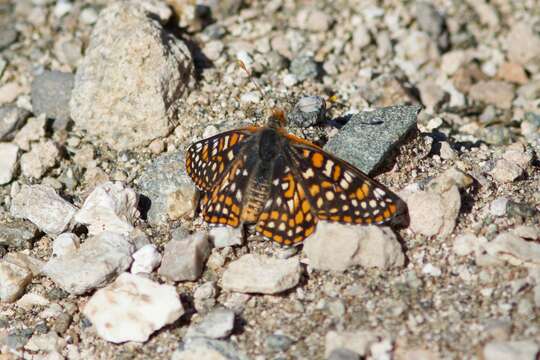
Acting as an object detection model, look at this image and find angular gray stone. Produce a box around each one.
[0,219,38,249]
[158,232,210,282]
[324,105,420,174]
[287,96,326,128]
[222,254,301,294]
[186,308,235,339]
[70,1,194,150]
[10,185,77,236]
[31,71,74,128]
[42,232,134,295]
[137,150,194,225]
[0,105,30,141]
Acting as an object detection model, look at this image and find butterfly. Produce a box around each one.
[185,108,405,246]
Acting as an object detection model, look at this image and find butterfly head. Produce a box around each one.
[267,107,287,129]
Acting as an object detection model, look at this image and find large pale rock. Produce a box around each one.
[83,272,184,343]
[131,244,161,274]
[10,185,77,236]
[222,254,301,294]
[303,223,404,271]
[483,340,539,360]
[42,232,134,294]
[70,1,193,150]
[483,232,540,268]
[74,181,138,236]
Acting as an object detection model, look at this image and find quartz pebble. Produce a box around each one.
[222,254,301,294]
[209,226,243,248]
[131,244,161,274]
[52,233,80,257]
[83,272,184,343]
[303,223,404,271]
[325,330,383,358]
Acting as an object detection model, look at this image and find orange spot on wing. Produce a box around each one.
[295,212,304,223]
[274,235,283,243]
[262,230,273,238]
[309,184,320,196]
[343,215,352,222]
[333,165,341,181]
[229,133,239,146]
[305,226,315,236]
[301,200,310,213]
[312,153,324,168]
[270,211,279,219]
[388,203,397,214]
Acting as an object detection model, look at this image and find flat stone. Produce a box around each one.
[296,8,332,32]
[137,150,195,225]
[31,70,74,129]
[0,105,30,141]
[74,181,138,236]
[289,55,319,82]
[10,184,77,236]
[325,330,383,358]
[222,254,301,294]
[0,219,38,249]
[70,1,193,150]
[0,260,32,302]
[490,197,508,216]
[324,105,420,174]
[469,80,514,109]
[483,340,539,360]
[158,232,210,282]
[0,143,19,184]
[303,223,404,271]
[20,140,60,179]
[42,232,134,295]
[83,272,183,343]
[186,308,235,339]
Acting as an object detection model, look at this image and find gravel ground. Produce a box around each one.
[1,0,540,359]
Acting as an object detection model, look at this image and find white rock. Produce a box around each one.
[490,159,524,183]
[0,260,32,302]
[20,140,60,178]
[453,233,484,256]
[42,232,134,295]
[483,340,539,360]
[441,50,467,75]
[25,331,62,353]
[158,232,211,281]
[0,143,19,185]
[325,330,382,358]
[16,292,49,310]
[422,263,442,277]
[53,0,73,18]
[83,272,184,343]
[512,226,540,240]
[131,244,161,274]
[186,308,235,339]
[222,254,301,294]
[74,181,138,236]
[10,184,77,236]
[13,115,46,151]
[70,2,193,150]
[209,226,243,248]
[490,197,508,217]
[303,223,404,271]
[483,232,540,267]
[3,252,44,276]
[52,233,80,257]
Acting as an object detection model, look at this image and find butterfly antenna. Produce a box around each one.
[237,60,267,105]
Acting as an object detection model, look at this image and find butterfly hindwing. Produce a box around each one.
[255,155,317,245]
[185,128,257,191]
[286,141,401,226]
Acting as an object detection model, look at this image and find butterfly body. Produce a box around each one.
[185,110,405,246]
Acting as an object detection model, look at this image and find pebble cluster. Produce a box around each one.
[0,0,539,359]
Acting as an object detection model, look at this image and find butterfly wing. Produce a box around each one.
[185,127,258,191]
[285,137,403,225]
[255,154,318,246]
[200,149,257,228]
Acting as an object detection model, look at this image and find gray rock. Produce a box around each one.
[70,1,194,150]
[31,71,74,129]
[0,143,18,184]
[287,96,326,127]
[172,338,249,360]
[0,260,33,302]
[303,223,404,271]
[324,105,420,174]
[0,219,38,249]
[469,80,515,109]
[222,254,301,294]
[186,308,235,339]
[10,185,77,236]
[483,340,539,360]
[289,55,319,81]
[327,348,360,360]
[1,329,32,350]
[42,232,134,295]
[0,105,30,141]
[209,226,243,248]
[415,2,449,49]
[265,334,294,352]
[0,24,18,50]
[158,232,210,282]
[137,150,195,225]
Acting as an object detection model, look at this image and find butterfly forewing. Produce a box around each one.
[255,155,317,245]
[185,128,256,191]
[287,141,401,226]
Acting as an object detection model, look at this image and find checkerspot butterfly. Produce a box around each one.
[185,108,405,246]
